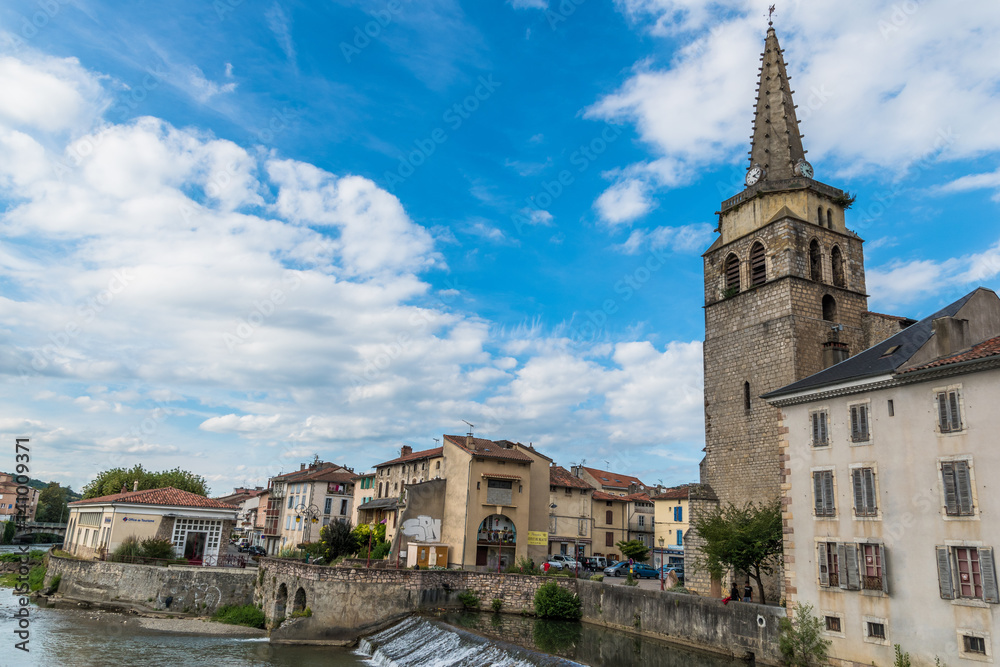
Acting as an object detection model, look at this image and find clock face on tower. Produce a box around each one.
[794,160,814,178]
[745,165,764,186]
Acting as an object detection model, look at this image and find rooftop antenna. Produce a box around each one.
[433,438,440,444]
[767,4,776,26]
[462,420,474,436]
[604,460,611,469]
[462,420,475,447]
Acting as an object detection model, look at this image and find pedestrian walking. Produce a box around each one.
[743,582,752,603]
[730,583,740,602]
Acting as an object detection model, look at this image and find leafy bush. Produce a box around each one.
[507,556,540,575]
[289,607,313,618]
[113,535,142,559]
[778,603,830,666]
[624,572,638,587]
[139,537,174,559]
[491,598,503,612]
[589,574,604,582]
[318,521,359,562]
[28,564,46,591]
[534,581,581,620]
[894,645,912,667]
[0,552,43,563]
[457,589,480,609]
[212,604,266,628]
[371,541,391,560]
[278,547,307,559]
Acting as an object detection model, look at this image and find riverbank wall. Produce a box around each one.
[45,553,255,614]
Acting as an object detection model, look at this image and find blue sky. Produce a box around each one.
[2,0,1000,495]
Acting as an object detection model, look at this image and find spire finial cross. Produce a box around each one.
[768,4,776,26]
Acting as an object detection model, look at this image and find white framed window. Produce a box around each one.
[936,387,964,433]
[940,458,976,517]
[810,410,829,447]
[936,545,999,603]
[850,465,879,518]
[812,469,836,517]
[863,615,889,645]
[849,402,870,443]
[958,629,992,662]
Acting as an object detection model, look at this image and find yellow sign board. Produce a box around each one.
[527,531,548,546]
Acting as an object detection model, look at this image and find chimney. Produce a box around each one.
[300,463,306,471]
[133,480,138,492]
[401,445,412,456]
[932,316,970,358]
[121,484,127,494]
[571,465,581,478]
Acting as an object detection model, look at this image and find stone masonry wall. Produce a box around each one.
[45,553,256,613]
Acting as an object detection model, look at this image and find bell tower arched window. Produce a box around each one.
[749,242,766,286]
[831,245,845,287]
[822,294,837,321]
[724,253,740,293]
[809,239,822,282]
[826,208,833,229]
[817,206,823,225]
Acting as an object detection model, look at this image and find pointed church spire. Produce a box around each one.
[746,26,807,183]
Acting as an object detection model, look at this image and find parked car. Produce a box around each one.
[603,561,629,577]
[549,554,580,570]
[581,556,608,571]
[545,558,565,570]
[247,546,266,557]
[660,566,685,583]
[630,563,659,579]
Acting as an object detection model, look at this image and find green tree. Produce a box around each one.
[691,500,782,604]
[778,603,831,666]
[615,539,650,563]
[82,465,209,499]
[1,521,15,545]
[318,520,359,561]
[35,483,68,523]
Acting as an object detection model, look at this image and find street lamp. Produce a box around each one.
[659,536,665,590]
[294,504,320,544]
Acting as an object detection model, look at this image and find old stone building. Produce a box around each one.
[689,25,909,597]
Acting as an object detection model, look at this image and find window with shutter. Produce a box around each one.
[937,390,963,432]
[817,542,840,587]
[817,543,829,586]
[811,411,829,446]
[861,543,885,591]
[942,460,975,516]
[980,548,999,604]
[852,467,878,516]
[955,547,984,600]
[813,471,835,517]
[724,254,740,293]
[606,510,613,524]
[750,242,766,286]
[850,404,870,442]
[839,543,860,590]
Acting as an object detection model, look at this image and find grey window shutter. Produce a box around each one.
[813,473,824,515]
[837,543,849,589]
[936,546,955,599]
[956,462,974,515]
[864,468,877,513]
[844,544,860,590]
[980,548,999,604]
[942,462,959,514]
[852,469,864,514]
[824,472,835,516]
[812,413,820,444]
[817,543,829,586]
[859,405,868,438]
[879,544,889,594]
[949,391,961,430]
[937,392,948,431]
[851,406,860,439]
[820,412,828,443]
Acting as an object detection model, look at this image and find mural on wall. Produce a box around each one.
[400,515,441,543]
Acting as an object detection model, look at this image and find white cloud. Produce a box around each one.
[595,178,655,225]
[184,65,237,103]
[265,3,298,67]
[940,167,1000,201]
[0,53,107,134]
[614,223,714,255]
[509,0,548,9]
[867,240,1000,309]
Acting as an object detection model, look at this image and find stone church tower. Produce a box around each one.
[687,25,872,597]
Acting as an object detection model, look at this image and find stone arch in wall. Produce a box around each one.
[749,242,766,286]
[831,245,845,287]
[822,294,838,322]
[724,253,740,293]
[809,239,822,282]
[292,587,306,614]
[275,583,288,620]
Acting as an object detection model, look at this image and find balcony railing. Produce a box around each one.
[862,574,883,591]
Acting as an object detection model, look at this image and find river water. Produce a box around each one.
[0,593,741,667]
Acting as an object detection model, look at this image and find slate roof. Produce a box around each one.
[901,334,1000,373]
[71,487,239,510]
[580,466,646,490]
[375,447,444,468]
[549,465,594,490]
[763,289,981,399]
[357,498,399,511]
[444,435,534,463]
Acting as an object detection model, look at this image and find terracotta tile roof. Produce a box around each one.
[901,334,1000,373]
[270,462,349,483]
[549,465,594,490]
[300,468,356,484]
[581,466,646,490]
[375,447,444,468]
[592,491,628,502]
[481,473,522,481]
[70,487,239,510]
[651,485,695,501]
[622,492,652,503]
[444,435,534,462]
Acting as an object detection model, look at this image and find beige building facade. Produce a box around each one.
[591,491,628,563]
[653,486,691,550]
[548,465,594,559]
[262,460,355,552]
[768,289,1000,665]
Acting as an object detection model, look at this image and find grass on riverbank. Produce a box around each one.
[0,564,46,590]
[211,604,266,629]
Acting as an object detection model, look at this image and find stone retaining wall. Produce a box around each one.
[45,553,255,614]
